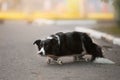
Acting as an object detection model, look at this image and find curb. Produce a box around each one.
[33,19,97,25]
[75,27,120,46]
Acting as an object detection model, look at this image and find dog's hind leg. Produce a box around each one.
[52,58,63,65]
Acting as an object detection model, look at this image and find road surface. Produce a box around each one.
[0,21,120,80]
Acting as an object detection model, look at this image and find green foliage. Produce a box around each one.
[113,0,120,11]
[113,0,120,25]
[95,26,120,37]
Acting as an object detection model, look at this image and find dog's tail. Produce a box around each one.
[93,57,115,64]
[82,33,115,64]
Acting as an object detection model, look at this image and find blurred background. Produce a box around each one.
[0,1,120,80]
[0,0,115,20]
[0,0,120,35]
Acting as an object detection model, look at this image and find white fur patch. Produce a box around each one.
[55,35,60,45]
[93,58,115,64]
[46,36,53,39]
[38,47,45,56]
[47,35,60,45]
[37,51,41,54]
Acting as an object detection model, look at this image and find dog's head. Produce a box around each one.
[33,36,59,56]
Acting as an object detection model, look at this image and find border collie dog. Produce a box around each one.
[33,31,114,64]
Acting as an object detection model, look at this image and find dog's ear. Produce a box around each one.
[33,39,41,45]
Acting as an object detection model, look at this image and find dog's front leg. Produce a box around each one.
[46,57,52,64]
[47,56,63,65]
[53,58,63,65]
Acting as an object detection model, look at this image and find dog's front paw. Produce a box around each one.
[47,57,63,65]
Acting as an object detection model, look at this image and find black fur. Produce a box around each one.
[33,31,104,61]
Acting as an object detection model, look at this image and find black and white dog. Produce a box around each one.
[33,31,115,64]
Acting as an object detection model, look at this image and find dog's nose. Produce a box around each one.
[39,52,43,55]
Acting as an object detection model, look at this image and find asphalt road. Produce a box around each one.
[0,21,120,80]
